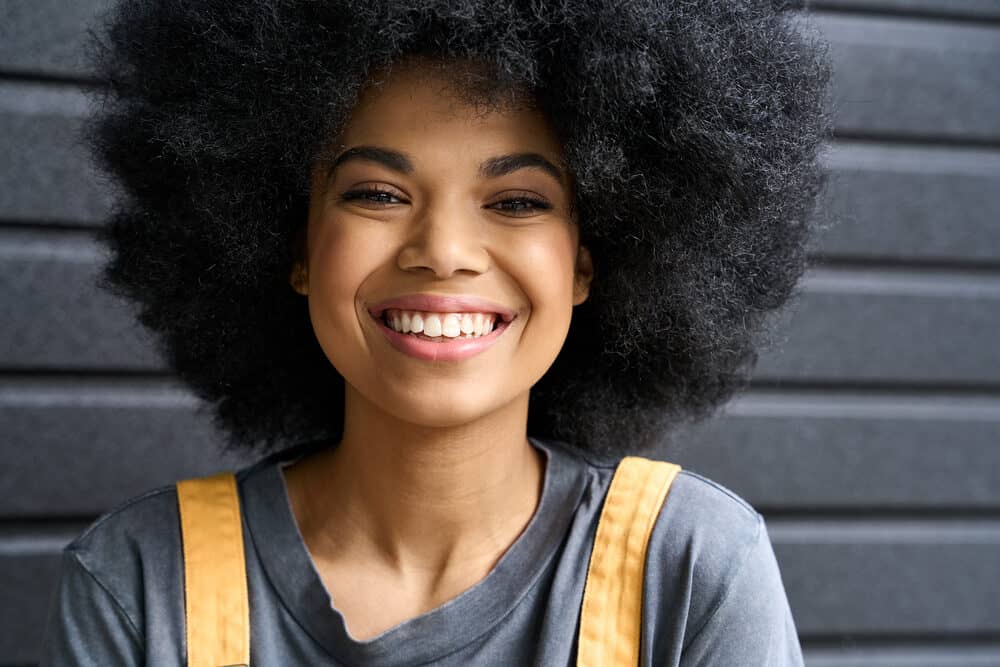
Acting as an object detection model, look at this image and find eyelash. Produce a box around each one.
[340,186,552,216]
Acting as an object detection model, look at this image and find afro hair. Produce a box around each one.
[86,0,831,459]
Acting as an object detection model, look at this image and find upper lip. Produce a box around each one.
[368,294,517,322]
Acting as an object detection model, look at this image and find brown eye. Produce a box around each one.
[341,186,407,207]
[486,194,552,217]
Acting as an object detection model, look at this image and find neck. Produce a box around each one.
[283,385,546,582]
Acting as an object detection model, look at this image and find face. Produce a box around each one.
[293,61,593,429]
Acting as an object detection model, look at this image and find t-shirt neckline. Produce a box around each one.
[241,435,589,666]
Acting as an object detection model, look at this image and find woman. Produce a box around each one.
[43,0,830,664]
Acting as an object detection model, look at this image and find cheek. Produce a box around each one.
[310,215,398,292]
[305,221,390,356]
[504,229,578,341]
[527,231,577,301]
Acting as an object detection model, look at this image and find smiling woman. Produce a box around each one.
[42,1,830,665]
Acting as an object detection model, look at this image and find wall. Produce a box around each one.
[1,0,998,664]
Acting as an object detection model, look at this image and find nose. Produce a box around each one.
[396,200,490,279]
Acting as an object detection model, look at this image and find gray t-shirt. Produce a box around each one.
[41,436,803,666]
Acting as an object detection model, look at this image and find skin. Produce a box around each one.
[282,60,594,640]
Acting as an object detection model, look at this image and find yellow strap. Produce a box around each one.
[176,473,250,667]
[577,456,681,667]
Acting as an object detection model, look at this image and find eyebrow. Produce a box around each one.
[328,145,567,185]
[330,146,414,174]
[480,153,565,184]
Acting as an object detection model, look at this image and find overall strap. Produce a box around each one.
[176,472,250,667]
[577,456,681,667]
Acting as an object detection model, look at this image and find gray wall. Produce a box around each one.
[2,0,998,664]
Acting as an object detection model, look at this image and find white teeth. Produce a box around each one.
[382,309,504,339]
[442,314,461,338]
[423,313,443,337]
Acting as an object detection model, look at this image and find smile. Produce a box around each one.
[372,308,513,361]
[383,309,498,338]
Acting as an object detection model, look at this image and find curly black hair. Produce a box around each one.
[86,0,831,459]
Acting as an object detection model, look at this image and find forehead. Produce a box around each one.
[331,61,566,167]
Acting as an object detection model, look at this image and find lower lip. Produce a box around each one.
[373,314,513,362]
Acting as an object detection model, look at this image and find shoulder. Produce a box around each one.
[41,482,185,657]
[643,469,769,636]
[638,467,804,663]
[67,455,273,567]
[643,469,804,663]
[651,467,764,584]
[68,482,183,561]
[44,456,285,661]
[657,468,763,557]
[64,456,274,591]
[62,483,183,622]
[68,483,181,559]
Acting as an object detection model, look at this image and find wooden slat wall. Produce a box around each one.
[2,1,999,664]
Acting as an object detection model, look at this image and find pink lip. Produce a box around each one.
[368,294,517,322]
[372,311,513,362]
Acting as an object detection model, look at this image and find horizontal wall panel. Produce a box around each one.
[0,524,82,665]
[2,381,998,516]
[755,265,1000,384]
[2,553,62,663]
[0,378,246,517]
[0,0,105,79]
[804,644,1000,667]
[809,13,1000,141]
[670,388,1000,511]
[0,81,109,225]
[0,229,161,370]
[772,519,1000,636]
[5,521,999,661]
[811,0,1000,20]
[5,238,999,381]
[814,141,1000,263]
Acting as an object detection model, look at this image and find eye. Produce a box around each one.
[486,192,553,217]
[340,185,408,207]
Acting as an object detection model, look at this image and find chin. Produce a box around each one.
[369,382,523,429]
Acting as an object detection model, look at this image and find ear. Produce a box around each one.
[289,261,309,296]
[572,244,593,306]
